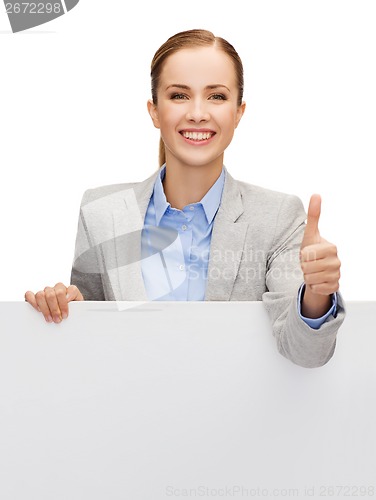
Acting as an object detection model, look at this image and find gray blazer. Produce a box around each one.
[71,166,345,368]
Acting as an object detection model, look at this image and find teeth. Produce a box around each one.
[182,131,213,141]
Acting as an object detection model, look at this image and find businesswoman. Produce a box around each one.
[25,29,345,367]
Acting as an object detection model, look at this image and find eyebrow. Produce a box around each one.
[165,84,231,92]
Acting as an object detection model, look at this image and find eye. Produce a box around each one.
[170,93,188,100]
[209,94,227,100]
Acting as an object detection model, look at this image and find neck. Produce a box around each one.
[162,158,224,210]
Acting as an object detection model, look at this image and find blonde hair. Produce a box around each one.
[150,29,244,167]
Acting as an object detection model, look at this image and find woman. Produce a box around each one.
[25,29,345,367]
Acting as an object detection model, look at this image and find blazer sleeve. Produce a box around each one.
[262,194,346,368]
[70,190,106,301]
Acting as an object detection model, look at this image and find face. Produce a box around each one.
[148,46,246,171]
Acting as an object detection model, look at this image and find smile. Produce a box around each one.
[180,130,215,141]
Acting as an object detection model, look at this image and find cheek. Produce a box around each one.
[218,108,238,131]
[159,109,178,130]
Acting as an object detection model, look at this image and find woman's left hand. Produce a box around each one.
[299,194,341,318]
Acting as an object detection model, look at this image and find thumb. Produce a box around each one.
[65,285,84,302]
[302,194,321,248]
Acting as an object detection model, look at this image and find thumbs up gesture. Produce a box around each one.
[300,195,341,318]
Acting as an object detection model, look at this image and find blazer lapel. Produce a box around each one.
[205,169,248,301]
[107,169,160,301]
[104,166,248,302]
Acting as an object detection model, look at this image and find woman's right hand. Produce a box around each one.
[25,283,84,323]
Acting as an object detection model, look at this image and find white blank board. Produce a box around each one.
[0,301,375,500]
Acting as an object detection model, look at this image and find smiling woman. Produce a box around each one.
[147,44,246,209]
[149,29,244,171]
[24,28,345,368]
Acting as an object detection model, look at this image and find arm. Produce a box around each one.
[70,190,106,301]
[262,195,346,368]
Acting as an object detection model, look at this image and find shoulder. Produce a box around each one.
[80,180,143,206]
[79,169,159,207]
[229,181,306,249]
[228,174,305,219]
[223,172,307,249]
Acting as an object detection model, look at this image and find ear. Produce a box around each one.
[235,101,246,128]
[147,99,160,129]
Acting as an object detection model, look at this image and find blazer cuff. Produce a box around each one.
[297,283,338,330]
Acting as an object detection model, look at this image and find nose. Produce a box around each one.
[185,98,210,123]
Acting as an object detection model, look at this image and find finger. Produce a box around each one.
[24,291,40,311]
[44,286,62,323]
[66,284,84,302]
[307,194,321,233]
[54,283,69,320]
[303,269,340,286]
[35,291,53,323]
[302,194,321,247]
[301,251,340,273]
[300,241,337,263]
[303,270,327,286]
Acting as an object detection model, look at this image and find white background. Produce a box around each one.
[0,0,375,301]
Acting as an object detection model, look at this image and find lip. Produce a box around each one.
[179,129,216,146]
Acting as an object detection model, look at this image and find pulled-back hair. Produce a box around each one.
[150,29,244,167]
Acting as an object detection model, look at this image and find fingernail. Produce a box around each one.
[54,315,61,323]
[46,315,53,323]
[66,293,70,300]
[62,312,68,320]
[37,306,41,312]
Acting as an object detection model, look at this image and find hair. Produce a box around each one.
[150,29,244,167]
